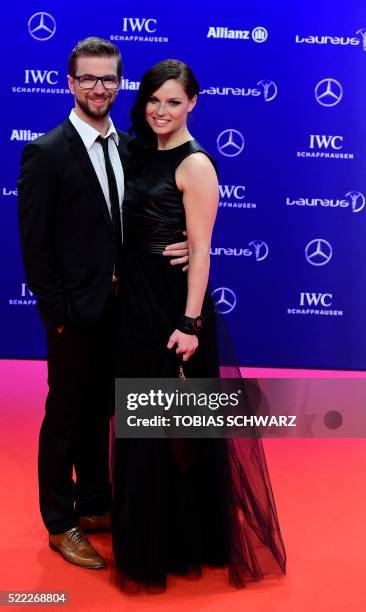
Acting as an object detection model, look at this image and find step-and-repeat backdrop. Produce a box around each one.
[2,1,366,368]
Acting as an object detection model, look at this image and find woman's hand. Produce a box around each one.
[167,329,198,362]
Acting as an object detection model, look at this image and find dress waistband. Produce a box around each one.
[123,240,170,255]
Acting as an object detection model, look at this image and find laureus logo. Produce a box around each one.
[356,28,366,50]
[286,191,365,213]
[210,241,269,261]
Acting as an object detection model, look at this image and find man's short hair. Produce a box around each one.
[68,37,122,78]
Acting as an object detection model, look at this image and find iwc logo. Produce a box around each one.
[287,291,343,317]
[9,283,37,307]
[296,134,354,160]
[110,17,168,43]
[219,185,256,210]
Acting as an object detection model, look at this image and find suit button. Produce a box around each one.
[111,235,115,242]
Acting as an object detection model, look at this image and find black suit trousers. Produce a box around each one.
[38,294,117,534]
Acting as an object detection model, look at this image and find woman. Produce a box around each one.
[113,59,286,593]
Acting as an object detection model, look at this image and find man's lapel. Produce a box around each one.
[117,131,132,163]
[62,118,113,228]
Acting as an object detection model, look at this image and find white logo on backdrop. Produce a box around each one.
[217,129,245,157]
[309,135,343,150]
[286,191,365,213]
[200,80,277,101]
[257,79,277,101]
[300,292,333,307]
[252,27,268,43]
[211,241,269,260]
[295,31,365,50]
[287,291,343,317]
[8,283,37,307]
[248,241,269,261]
[297,134,354,160]
[110,17,168,42]
[212,288,237,314]
[218,185,257,210]
[315,79,343,107]
[122,17,157,33]
[207,25,268,42]
[305,239,333,266]
[28,12,56,41]
[25,70,58,85]
[345,191,366,213]
[356,28,366,50]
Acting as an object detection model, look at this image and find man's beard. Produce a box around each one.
[76,94,115,119]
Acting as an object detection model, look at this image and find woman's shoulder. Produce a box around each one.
[178,139,218,176]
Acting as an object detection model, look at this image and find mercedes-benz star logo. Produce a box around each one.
[249,240,269,262]
[345,191,366,213]
[211,287,237,314]
[257,79,278,102]
[28,12,56,41]
[305,239,333,266]
[217,129,245,158]
[315,78,343,107]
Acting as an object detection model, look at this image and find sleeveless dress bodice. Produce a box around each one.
[122,139,215,253]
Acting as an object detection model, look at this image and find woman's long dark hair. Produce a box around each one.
[128,59,200,160]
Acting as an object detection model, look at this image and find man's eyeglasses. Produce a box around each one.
[74,75,121,91]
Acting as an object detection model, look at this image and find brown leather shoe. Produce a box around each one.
[79,511,111,532]
[49,527,104,569]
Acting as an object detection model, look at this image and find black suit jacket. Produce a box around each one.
[18,118,131,331]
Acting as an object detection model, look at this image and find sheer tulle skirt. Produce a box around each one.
[112,251,286,592]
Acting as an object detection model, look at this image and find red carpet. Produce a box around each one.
[0,360,365,610]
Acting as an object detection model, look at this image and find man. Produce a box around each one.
[18,37,188,569]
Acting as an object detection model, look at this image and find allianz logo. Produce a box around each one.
[201,80,277,101]
[211,240,269,261]
[207,26,268,42]
[300,292,332,307]
[120,78,140,90]
[286,191,366,213]
[10,129,44,142]
[295,30,366,49]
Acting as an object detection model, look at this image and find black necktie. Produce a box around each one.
[96,135,122,276]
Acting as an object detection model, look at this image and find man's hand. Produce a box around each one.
[163,231,189,272]
[167,329,198,362]
[56,324,65,334]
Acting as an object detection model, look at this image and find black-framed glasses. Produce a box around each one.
[74,74,121,90]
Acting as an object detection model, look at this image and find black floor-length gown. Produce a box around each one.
[112,139,286,592]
